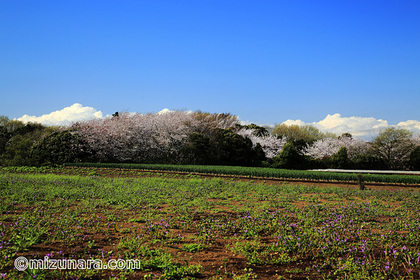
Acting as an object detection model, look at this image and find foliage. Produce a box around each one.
[272,123,335,144]
[372,127,415,170]
[191,111,239,136]
[0,126,10,155]
[409,146,420,171]
[271,142,304,169]
[31,130,90,165]
[0,119,55,166]
[304,132,420,170]
[351,154,388,170]
[181,132,212,165]
[1,113,419,171]
[331,147,350,169]
[270,141,317,169]
[181,129,265,166]
[210,128,265,166]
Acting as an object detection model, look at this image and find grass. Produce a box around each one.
[0,168,420,279]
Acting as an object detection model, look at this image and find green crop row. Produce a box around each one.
[65,162,420,185]
[0,165,55,173]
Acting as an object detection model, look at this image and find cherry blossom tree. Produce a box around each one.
[73,111,190,162]
[303,135,370,160]
[237,128,286,159]
[305,131,420,170]
[71,110,239,163]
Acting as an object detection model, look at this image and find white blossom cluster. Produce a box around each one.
[71,111,239,162]
[303,136,370,159]
[237,129,286,158]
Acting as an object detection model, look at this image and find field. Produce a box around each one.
[1,167,420,279]
[65,163,420,186]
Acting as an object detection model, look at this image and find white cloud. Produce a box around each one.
[156,108,194,115]
[282,114,420,139]
[282,119,306,127]
[17,103,103,126]
[157,108,172,115]
[396,120,420,135]
[313,114,389,139]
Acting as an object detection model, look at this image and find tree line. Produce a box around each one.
[0,111,419,170]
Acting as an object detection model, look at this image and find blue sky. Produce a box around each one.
[1,0,419,137]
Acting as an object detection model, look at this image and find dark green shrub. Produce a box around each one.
[31,131,90,165]
[181,129,265,166]
[1,124,50,166]
[408,146,420,171]
[331,147,349,169]
[210,128,264,166]
[181,133,212,165]
[271,142,304,169]
[351,154,388,170]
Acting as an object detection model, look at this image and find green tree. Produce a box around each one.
[0,126,10,155]
[2,119,26,133]
[181,132,212,165]
[372,127,414,170]
[408,146,420,171]
[0,117,25,155]
[272,124,335,144]
[339,133,353,139]
[192,111,239,136]
[0,115,10,126]
[31,130,90,165]
[181,129,265,166]
[0,119,54,166]
[351,154,387,170]
[2,127,53,166]
[271,142,304,169]
[210,128,264,166]
[331,146,349,169]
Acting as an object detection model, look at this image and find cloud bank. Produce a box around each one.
[282,114,420,139]
[18,103,103,126]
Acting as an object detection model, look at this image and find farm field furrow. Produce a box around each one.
[1,168,420,279]
[65,163,420,186]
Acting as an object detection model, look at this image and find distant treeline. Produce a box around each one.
[1,111,419,170]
